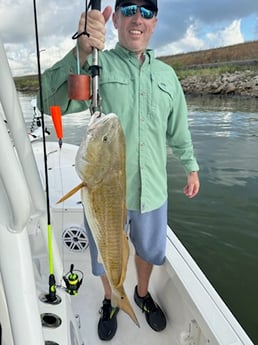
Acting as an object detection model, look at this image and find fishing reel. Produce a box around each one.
[63,264,83,296]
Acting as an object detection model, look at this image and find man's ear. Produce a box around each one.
[151,17,158,33]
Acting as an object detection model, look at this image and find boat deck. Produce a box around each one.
[34,237,178,345]
[70,251,175,345]
[32,142,254,345]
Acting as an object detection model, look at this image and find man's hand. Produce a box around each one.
[74,6,112,65]
[183,171,200,198]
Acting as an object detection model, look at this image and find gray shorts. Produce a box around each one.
[83,201,167,276]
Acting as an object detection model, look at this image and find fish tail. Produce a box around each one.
[113,292,140,327]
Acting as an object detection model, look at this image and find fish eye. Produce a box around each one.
[102,135,108,142]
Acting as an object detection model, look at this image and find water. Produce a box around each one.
[167,96,258,344]
[4,93,258,343]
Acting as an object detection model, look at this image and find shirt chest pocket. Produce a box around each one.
[149,80,174,123]
[100,77,130,101]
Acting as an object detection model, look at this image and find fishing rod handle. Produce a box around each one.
[92,0,101,10]
[90,0,101,113]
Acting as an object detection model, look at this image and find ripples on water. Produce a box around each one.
[168,96,258,343]
[2,93,258,343]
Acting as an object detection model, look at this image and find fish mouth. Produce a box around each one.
[88,112,118,129]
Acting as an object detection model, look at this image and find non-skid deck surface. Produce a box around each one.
[69,249,176,345]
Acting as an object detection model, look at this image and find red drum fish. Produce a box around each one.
[58,112,139,326]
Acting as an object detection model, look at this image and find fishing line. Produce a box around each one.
[72,0,90,40]
[55,147,85,296]
[32,0,57,302]
[57,148,67,281]
[72,0,90,75]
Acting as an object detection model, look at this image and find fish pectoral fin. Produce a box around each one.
[56,182,85,204]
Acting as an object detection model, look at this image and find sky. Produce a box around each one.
[0,0,258,76]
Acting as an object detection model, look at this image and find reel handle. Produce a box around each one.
[63,264,83,296]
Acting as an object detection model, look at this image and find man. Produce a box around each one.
[41,0,200,341]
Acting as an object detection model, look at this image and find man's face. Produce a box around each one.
[112,1,158,59]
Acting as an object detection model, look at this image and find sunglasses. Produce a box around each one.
[120,4,156,19]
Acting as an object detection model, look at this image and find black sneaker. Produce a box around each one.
[98,299,119,341]
[134,286,166,332]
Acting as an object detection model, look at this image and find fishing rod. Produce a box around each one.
[89,0,101,114]
[90,0,101,114]
[33,0,59,303]
[60,0,102,295]
[33,0,102,299]
[69,0,102,113]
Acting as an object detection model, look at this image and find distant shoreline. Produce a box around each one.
[15,40,258,98]
[179,69,258,98]
[15,67,258,98]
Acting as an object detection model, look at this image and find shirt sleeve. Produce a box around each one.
[38,50,90,115]
[166,74,199,173]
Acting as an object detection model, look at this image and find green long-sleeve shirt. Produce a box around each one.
[41,43,199,212]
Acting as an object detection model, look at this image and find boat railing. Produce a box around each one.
[0,39,64,345]
[0,43,46,231]
[0,40,64,277]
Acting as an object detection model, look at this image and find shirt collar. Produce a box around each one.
[114,43,155,63]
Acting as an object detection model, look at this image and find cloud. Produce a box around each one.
[206,20,244,48]
[157,19,244,57]
[151,0,258,48]
[157,24,205,56]
[0,2,33,44]
[255,16,258,36]
[0,0,257,75]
